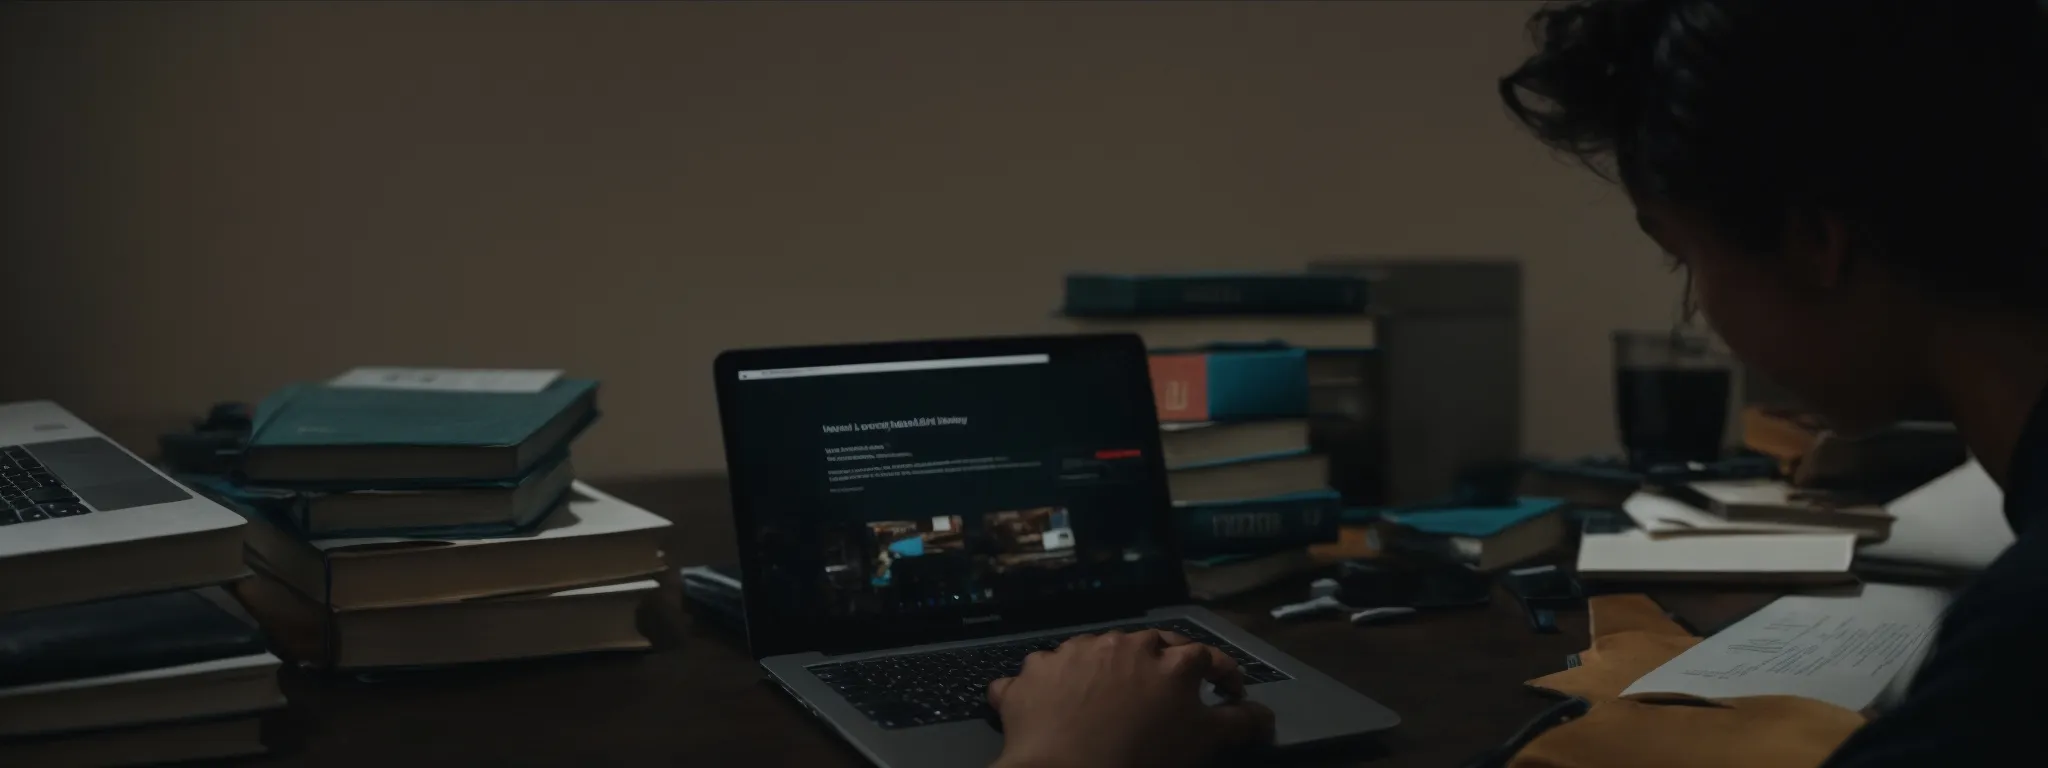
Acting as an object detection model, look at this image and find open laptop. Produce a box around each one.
[715,334,1398,768]
[0,401,247,614]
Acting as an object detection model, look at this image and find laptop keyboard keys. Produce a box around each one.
[810,618,1283,730]
[0,443,90,522]
[23,486,75,504]
[42,502,90,518]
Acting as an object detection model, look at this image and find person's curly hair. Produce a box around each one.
[1499,0,2048,307]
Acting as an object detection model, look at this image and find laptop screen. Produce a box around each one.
[718,335,1182,657]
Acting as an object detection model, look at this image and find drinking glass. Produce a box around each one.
[1613,330,1733,469]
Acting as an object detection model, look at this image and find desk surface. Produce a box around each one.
[246,475,1596,768]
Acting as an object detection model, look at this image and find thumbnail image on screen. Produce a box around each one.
[819,507,1083,617]
[983,507,1076,572]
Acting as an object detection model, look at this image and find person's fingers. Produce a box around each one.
[1062,631,1109,651]
[987,676,1013,708]
[1117,629,1192,652]
[1020,649,1054,673]
[1118,629,1164,650]
[1205,699,1278,749]
[1161,643,1245,699]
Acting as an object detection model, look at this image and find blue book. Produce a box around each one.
[1379,498,1569,571]
[1063,273,1370,317]
[1176,490,1343,557]
[177,451,573,538]
[241,379,598,485]
[1149,348,1309,422]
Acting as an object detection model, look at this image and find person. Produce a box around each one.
[986,0,2048,765]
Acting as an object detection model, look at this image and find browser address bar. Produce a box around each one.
[736,354,1050,381]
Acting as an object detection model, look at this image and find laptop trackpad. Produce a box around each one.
[27,437,190,511]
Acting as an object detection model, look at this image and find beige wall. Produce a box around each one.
[1,1,1682,479]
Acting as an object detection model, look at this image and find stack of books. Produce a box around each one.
[0,439,278,765]
[182,369,673,671]
[0,590,282,765]
[1574,409,1970,585]
[1056,273,1372,599]
[1578,489,1866,584]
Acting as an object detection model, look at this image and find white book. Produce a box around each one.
[1576,525,1857,584]
[244,480,672,609]
[237,573,658,670]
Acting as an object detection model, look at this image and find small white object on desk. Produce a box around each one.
[1349,607,1416,625]
[1308,578,1341,599]
[1270,595,1351,621]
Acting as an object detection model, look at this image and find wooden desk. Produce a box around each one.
[246,476,1593,767]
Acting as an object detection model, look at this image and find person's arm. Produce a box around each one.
[985,629,1275,768]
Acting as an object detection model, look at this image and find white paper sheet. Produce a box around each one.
[328,367,562,393]
[1622,583,1948,710]
[1859,459,2014,571]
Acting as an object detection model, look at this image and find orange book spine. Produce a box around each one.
[1148,354,1211,422]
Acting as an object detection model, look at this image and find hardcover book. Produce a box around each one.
[1148,349,1309,423]
[241,378,598,485]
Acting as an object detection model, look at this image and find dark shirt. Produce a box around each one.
[1821,391,2048,766]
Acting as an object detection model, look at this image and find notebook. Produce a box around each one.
[1576,526,1857,584]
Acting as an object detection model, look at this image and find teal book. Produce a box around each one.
[178,451,573,538]
[1379,498,1567,537]
[1149,348,1309,422]
[1379,497,1569,572]
[1176,490,1343,557]
[241,379,598,485]
[1062,273,1370,317]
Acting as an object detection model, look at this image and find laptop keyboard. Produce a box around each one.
[0,445,88,525]
[807,618,1291,730]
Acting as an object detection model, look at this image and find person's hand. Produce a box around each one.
[986,629,1276,768]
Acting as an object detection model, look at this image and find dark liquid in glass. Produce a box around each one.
[1615,366,1731,468]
